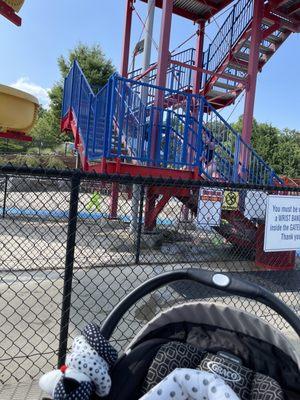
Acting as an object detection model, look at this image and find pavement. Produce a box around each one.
[0,190,298,398]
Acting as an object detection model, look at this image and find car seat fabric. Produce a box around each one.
[142,342,204,395]
[139,368,240,400]
[141,342,285,400]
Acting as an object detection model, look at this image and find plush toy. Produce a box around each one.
[39,323,118,399]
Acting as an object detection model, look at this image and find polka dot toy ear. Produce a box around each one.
[39,323,118,399]
[82,323,118,369]
[39,367,92,399]
[53,378,94,400]
[66,347,111,397]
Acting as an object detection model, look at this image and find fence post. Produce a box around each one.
[196,98,205,174]
[2,176,8,219]
[58,172,81,367]
[135,185,145,265]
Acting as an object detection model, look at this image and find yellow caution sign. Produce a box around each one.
[223,190,239,211]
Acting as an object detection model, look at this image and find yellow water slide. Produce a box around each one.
[0,0,39,138]
[0,84,39,134]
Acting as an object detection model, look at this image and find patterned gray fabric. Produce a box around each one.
[199,353,284,400]
[142,341,204,395]
[199,353,253,400]
[251,373,284,400]
[142,342,285,400]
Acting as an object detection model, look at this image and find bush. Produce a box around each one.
[13,155,41,167]
[45,156,66,169]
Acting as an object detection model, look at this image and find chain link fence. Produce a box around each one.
[0,165,298,389]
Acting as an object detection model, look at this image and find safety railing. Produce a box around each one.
[62,62,282,186]
[109,76,201,169]
[202,98,283,185]
[205,0,254,79]
[128,48,196,92]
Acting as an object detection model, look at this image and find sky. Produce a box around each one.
[0,0,300,130]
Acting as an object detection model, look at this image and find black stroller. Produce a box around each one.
[99,269,300,400]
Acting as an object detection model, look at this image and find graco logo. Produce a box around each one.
[207,361,241,382]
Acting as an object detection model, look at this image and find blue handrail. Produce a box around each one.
[62,61,283,186]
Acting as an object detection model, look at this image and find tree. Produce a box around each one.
[49,43,116,121]
[30,107,62,150]
[232,116,300,177]
[29,43,115,149]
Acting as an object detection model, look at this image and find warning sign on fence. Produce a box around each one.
[264,195,300,252]
[222,190,239,211]
[196,188,223,228]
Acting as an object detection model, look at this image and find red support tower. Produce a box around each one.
[241,0,264,159]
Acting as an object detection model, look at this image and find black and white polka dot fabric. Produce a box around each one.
[53,377,94,400]
[83,323,118,368]
[139,368,240,400]
[66,336,111,397]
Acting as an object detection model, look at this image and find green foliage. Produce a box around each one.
[24,43,116,156]
[45,155,66,169]
[0,139,30,154]
[30,108,63,149]
[49,43,115,121]
[13,155,41,168]
[0,154,66,169]
[232,116,300,177]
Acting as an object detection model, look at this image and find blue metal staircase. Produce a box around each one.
[62,60,282,186]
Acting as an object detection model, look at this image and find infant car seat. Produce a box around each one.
[99,269,300,400]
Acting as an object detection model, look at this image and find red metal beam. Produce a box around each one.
[268,0,290,8]
[89,160,202,180]
[121,0,134,77]
[140,0,234,22]
[241,0,264,155]
[0,0,21,26]
[262,22,280,40]
[140,0,201,21]
[287,3,300,16]
[171,59,247,85]
[193,21,206,94]
[203,0,234,20]
[0,131,32,142]
[145,191,172,230]
[264,7,300,31]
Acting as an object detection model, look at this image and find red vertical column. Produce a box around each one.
[240,0,264,167]
[193,20,205,95]
[150,0,173,163]
[121,0,133,78]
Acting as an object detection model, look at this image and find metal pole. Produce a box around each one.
[58,173,81,367]
[135,185,145,264]
[150,0,173,163]
[131,0,155,233]
[2,176,8,219]
[75,151,80,169]
[241,0,264,147]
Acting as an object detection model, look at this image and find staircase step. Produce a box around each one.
[213,81,238,91]
[227,62,248,73]
[207,89,236,101]
[243,40,274,54]
[233,51,250,62]
[265,33,283,44]
[262,17,291,32]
